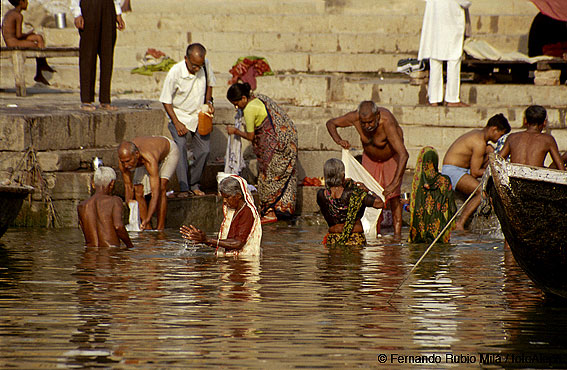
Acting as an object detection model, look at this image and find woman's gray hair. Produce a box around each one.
[219,176,243,197]
[323,158,345,187]
[93,166,116,187]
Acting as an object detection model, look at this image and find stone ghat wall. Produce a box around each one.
[1,104,566,227]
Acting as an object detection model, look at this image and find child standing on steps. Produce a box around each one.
[2,0,55,85]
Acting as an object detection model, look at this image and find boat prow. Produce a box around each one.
[487,154,567,299]
[0,184,34,238]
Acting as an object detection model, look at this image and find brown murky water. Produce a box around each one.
[1,224,566,369]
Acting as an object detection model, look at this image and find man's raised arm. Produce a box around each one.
[326,111,358,149]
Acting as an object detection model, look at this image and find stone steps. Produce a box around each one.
[4,64,565,108]
[120,13,535,35]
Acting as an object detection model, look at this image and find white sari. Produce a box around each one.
[216,175,262,257]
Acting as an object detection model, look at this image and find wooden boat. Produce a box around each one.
[0,184,34,238]
[487,154,567,299]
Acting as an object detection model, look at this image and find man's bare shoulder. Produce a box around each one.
[2,10,20,26]
[378,107,396,121]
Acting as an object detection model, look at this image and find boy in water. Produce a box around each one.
[499,105,565,170]
[77,166,134,248]
[2,0,55,85]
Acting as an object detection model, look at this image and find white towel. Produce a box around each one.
[125,201,141,232]
[341,149,385,239]
[224,109,246,175]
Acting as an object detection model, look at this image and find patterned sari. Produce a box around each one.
[409,146,457,244]
[253,94,298,217]
[323,180,368,247]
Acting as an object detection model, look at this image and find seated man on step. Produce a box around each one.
[442,113,511,231]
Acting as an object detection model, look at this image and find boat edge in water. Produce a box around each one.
[0,184,34,238]
[487,154,567,299]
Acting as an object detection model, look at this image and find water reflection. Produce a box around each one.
[0,226,564,368]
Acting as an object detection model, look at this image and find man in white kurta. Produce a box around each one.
[418,0,471,106]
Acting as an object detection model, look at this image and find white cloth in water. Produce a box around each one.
[418,0,470,62]
[224,109,246,175]
[341,149,385,239]
[125,201,141,232]
[216,175,262,257]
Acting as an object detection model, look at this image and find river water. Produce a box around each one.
[1,224,566,369]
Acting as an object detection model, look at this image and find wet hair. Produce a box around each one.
[226,82,252,102]
[93,166,116,187]
[486,113,511,133]
[9,0,21,6]
[357,101,378,116]
[524,105,547,126]
[323,158,345,187]
[219,177,243,197]
[186,43,206,58]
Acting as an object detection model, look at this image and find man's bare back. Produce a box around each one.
[78,166,133,248]
[499,106,565,170]
[78,194,125,247]
[443,130,488,176]
[2,7,43,48]
[500,131,565,169]
[132,136,170,168]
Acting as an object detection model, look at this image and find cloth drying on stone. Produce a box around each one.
[131,48,176,76]
[464,39,555,63]
[228,56,274,90]
[341,149,385,240]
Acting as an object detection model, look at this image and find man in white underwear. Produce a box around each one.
[118,136,179,231]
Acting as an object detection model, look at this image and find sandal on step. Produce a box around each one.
[80,103,96,112]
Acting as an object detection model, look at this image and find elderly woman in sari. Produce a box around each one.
[409,146,457,243]
[317,158,384,246]
[226,82,298,224]
[180,175,262,256]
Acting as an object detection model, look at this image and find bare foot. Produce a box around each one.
[192,189,205,196]
[429,102,441,107]
[446,102,469,107]
[80,103,96,112]
[100,104,118,111]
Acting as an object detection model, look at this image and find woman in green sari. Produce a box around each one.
[409,146,457,243]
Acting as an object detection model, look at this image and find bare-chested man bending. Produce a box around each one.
[326,101,409,238]
[499,105,565,171]
[77,166,133,248]
[118,136,180,231]
[442,113,511,230]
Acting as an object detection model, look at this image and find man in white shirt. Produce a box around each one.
[418,0,471,107]
[160,43,216,197]
[71,0,125,111]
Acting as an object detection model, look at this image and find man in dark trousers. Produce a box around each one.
[71,0,125,111]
